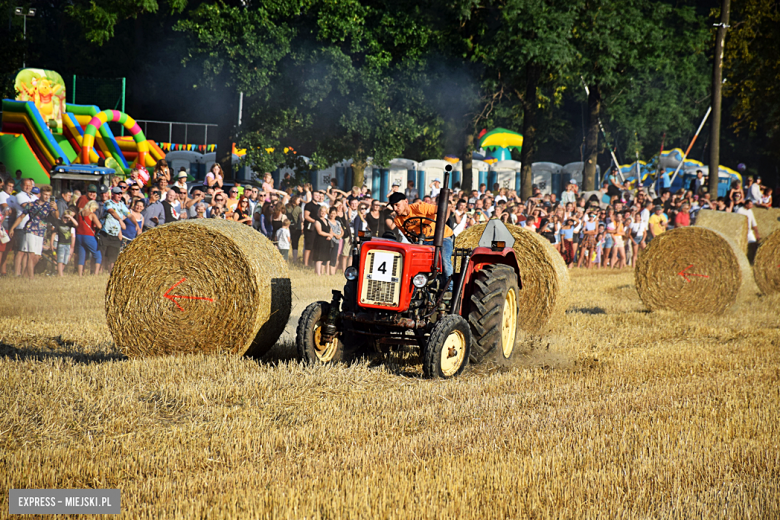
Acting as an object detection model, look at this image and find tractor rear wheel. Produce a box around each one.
[423,315,472,378]
[297,301,347,364]
[467,264,520,363]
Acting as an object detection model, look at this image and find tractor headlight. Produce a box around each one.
[412,273,428,288]
[345,267,358,281]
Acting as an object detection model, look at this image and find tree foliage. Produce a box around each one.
[65,0,188,45]
[571,0,709,188]
[723,0,780,144]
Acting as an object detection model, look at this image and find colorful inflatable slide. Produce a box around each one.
[611,148,741,198]
[0,68,165,184]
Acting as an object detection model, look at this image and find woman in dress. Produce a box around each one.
[312,205,333,276]
[610,212,627,269]
[75,200,102,276]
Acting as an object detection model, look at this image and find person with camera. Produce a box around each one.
[9,184,57,279]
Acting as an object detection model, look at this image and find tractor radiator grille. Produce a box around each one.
[360,250,403,307]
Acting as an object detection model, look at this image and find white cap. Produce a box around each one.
[570,179,578,184]
[433,178,441,183]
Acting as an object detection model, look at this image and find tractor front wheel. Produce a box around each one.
[423,315,472,378]
[467,264,520,364]
[296,301,347,364]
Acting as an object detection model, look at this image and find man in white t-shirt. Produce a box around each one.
[640,201,652,226]
[737,199,760,245]
[12,178,37,276]
[747,177,762,204]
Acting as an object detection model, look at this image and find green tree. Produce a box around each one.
[573,0,709,190]
[723,0,780,155]
[65,0,188,45]
[475,0,579,198]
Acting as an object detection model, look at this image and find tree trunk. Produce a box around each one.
[582,83,601,192]
[519,64,540,199]
[462,133,474,194]
[351,158,367,189]
[708,0,730,196]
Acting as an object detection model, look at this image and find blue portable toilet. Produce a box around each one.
[372,168,381,199]
[379,168,390,201]
[336,166,346,189]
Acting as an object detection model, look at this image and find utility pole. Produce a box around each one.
[707,0,730,197]
[14,7,36,68]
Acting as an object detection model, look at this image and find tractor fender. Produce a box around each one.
[456,247,522,315]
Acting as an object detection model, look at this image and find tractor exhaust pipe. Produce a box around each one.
[433,165,451,249]
[432,165,451,275]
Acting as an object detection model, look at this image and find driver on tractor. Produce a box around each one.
[387,192,454,291]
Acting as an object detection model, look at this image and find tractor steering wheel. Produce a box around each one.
[402,216,437,243]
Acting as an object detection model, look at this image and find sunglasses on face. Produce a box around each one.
[151,191,160,195]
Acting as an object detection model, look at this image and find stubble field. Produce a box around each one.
[0,267,778,518]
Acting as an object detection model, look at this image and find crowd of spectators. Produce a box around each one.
[0,160,773,279]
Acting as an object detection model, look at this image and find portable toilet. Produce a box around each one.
[490,160,522,194]
[165,151,204,181]
[470,160,490,193]
[418,159,451,198]
[532,162,563,196]
[389,158,417,194]
[316,163,338,192]
[562,161,600,189]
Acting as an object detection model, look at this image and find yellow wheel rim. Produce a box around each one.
[501,287,517,358]
[440,329,466,377]
[313,323,339,362]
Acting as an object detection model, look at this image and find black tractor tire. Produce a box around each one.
[423,315,472,379]
[467,264,520,364]
[296,301,348,364]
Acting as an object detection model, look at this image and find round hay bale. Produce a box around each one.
[694,209,748,254]
[635,227,755,314]
[454,223,570,333]
[754,229,780,295]
[105,219,291,358]
[753,207,780,242]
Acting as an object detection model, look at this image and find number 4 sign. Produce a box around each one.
[371,252,395,282]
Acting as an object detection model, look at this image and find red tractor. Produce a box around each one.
[296,166,522,378]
